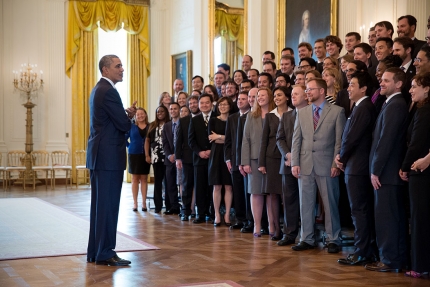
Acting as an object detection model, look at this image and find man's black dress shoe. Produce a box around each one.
[95,255,131,266]
[365,261,401,273]
[154,209,161,213]
[230,223,244,230]
[240,225,254,233]
[327,243,340,253]
[180,215,189,221]
[190,214,196,218]
[277,236,295,246]
[87,257,95,263]
[291,241,315,251]
[164,209,180,215]
[338,254,375,266]
[193,217,205,224]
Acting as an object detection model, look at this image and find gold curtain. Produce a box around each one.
[215,9,244,71]
[66,0,150,183]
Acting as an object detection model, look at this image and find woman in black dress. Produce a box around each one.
[259,86,291,240]
[208,97,233,226]
[399,72,430,278]
[145,105,170,213]
[125,108,151,211]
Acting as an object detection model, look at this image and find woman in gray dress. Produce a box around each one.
[241,87,275,237]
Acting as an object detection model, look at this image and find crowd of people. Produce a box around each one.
[125,15,430,276]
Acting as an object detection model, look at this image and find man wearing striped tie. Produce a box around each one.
[291,78,346,253]
[188,94,215,223]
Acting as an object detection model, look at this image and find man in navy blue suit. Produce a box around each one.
[86,55,136,266]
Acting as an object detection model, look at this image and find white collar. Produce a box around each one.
[401,59,412,71]
[355,96,368,106]
[385,92,402,103]
[102,77,116,89]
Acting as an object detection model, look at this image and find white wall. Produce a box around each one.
[0,0,69,166]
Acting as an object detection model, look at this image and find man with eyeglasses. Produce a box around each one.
[298,57,316,72]
[291,78,346,253]
[413,46,430,74]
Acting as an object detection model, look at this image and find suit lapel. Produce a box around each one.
[315,102,331,132]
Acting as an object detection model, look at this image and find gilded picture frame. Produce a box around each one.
[171,50,192,94]
[277,0,338,62]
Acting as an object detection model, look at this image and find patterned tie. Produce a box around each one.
[204,115,209,126]
[371,88,380,103]
[172,122,177,146]
[313,106,320,130]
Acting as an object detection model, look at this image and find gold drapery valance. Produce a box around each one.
[215,8,244,71]
[66,0,150,77]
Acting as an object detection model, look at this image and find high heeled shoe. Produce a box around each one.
[253,233,261,238]
[405,271,428,278]
[224,214,232,227]
[132,207,138,212]
[214,222,221,227]
[142,207,147,212]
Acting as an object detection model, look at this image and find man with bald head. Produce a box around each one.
[242,55,253,73]
[173,79,184,102]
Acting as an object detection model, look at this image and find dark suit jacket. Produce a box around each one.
[188,113,215,166]
[259,113,282,167]
[175,116,193,164]
[336,89,354,119]
[235,112,248,166]
[412,38,426,59]
[370,93,408,185]
[224,112,240,171]
[401,63,416,106]
[276,109,296,174]
[162,121,177,166]
[86,78,131,171]
[339,97,376,175]
[401,102,430,175]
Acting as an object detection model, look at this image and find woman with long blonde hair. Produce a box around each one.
[241,87,276,237]
[322,67,342,103]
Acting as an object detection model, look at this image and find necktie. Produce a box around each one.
[371,88,380,103]
[313,106,320,130]
[204,115,209,126]
[400,66,405,71]
[172,122,177,146]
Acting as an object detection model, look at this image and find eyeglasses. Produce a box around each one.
[298,64,310,70]
[414,58,426,63]
[218,103,230,107]
[305,88,320,93]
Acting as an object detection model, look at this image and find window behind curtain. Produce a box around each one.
[98,27,129,107]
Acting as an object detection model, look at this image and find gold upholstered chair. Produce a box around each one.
[31,150,52,190]
[75,150,89,188]
[5,150,27,190]
[51,150,72,189]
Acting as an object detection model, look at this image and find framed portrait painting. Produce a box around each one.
[277,0,338,62]
[171,50,192,94]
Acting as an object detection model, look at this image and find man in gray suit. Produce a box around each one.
[291,78,346,253]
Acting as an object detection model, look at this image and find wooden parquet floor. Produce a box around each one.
[0,183,428,287]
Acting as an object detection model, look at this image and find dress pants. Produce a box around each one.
[231,169,246,223]
[194,163,211,217]
[409,174,430,272]
[153,162,166,211]
[298,169,341,245]
[374,184,407,269]
[87,169,123,261]
[282,173,300,240]
[344,174,377,257]
[165,163,180,210]
[180,162,194,216]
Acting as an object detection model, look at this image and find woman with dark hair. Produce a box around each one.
[259,86,292,240]
[177,92,188,108]
[233,70,247,86]
[242,87,276,237]
[145,105,170,213]
[399,72,430,278]
[208,97,234,226]
[125,107,150,211]
[203,85,219,102]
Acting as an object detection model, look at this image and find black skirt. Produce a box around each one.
[128,154,151,175]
